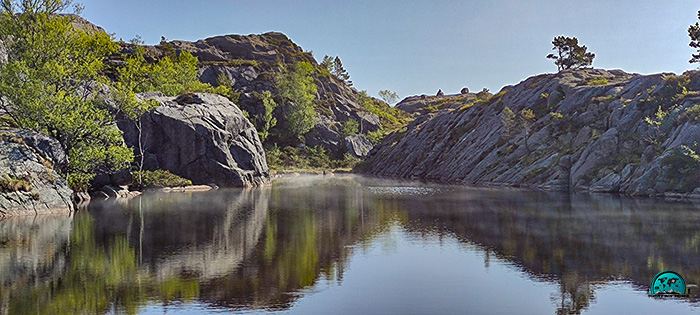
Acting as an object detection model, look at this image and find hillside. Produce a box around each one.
[357,69,700,197]
[131,32,408,160]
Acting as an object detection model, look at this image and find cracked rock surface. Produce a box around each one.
[118,93,270,187]
[0,129,74,218]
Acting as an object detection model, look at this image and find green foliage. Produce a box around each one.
[689,10,700,63]
[332,56,350,84]
[683,104,700,122]
[6,213,200,314]
[658,75,689,103]
[277,62,318,143]
[132,169,192,189]
[662,144,700,191]
[356,91,410,132]
[0,174,32,192]
[459,100,478,111]
[546,36,595,71]
[0,3,133,190]
[320,55,333,73]
[265,144,359,171]
[366,129,387,145]
[476,88,493,100]
[645,106,668,127]
[214,73,240,103]
[550,112,563,120]
[644,105,679,146]
[256,90,277,141]
[139,51,213,96]
[501,107,536,140]
[378,90,399,105]
[340,119,359,137]
[663,145,700,173]
[586,78,609,86]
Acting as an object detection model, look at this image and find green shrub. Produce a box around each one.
[661,145,700,191]
[366,130,387,144]
[133,170,192,189]
[0,175,32,193]
[683,104,700,122]
[265,144,361,171]
[306,146,331,168]
[475,88,493,100]
[340,119,359,137]
[356,91,410,132]
[586,78,609,86]
[662,145,700,174]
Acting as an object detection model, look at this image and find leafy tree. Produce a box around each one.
[690,10,700,64]
[277,62,318,142]
[378,90,399,105]
[0,0,133,190]
[256,90,277,142]
[546,36,595,71]
[140,50,215,96]
[110,45,159,187]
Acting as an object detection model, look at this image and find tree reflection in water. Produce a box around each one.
[1,175,700,314]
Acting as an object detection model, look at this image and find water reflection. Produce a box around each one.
[0,175,699,314]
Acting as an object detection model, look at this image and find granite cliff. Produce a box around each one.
[358,69,700,197]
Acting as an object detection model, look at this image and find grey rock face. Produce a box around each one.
[157,32,386,155]
[344,134,374,158]
[358,69,700,197]
[118,93,270,187]
[305,116,342,150]
[0,129,74,217]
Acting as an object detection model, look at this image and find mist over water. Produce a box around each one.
[2,175,700,314]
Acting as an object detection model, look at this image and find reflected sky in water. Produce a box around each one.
[2,175,700,314]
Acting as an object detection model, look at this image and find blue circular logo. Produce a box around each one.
[650,271,686,295]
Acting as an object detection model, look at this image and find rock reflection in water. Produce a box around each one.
[384,186,700,314]
[1,176,700,314]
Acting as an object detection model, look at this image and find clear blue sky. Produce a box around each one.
[80,0,698,101]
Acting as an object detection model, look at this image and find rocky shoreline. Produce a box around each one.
[357,69,700,198]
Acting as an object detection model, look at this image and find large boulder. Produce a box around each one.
[344,134,373,158]
[0,129,74,218]
[118,92,270,187]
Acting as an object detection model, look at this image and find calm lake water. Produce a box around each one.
[2,175,700,314]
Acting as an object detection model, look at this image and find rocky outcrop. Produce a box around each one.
[358,69,700,197]
[117,92,269,187]
[0,129,74,217]
[396,93,476,117]
[344,134,373,158]
[145,32,389,154]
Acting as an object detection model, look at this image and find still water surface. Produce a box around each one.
[2,175,700,314]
